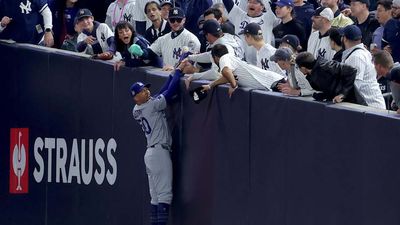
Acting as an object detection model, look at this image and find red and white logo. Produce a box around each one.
[9,128,29,194]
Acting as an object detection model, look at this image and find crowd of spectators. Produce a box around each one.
[1,0,399,112]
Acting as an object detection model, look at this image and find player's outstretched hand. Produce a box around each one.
[201,84,211,92]
[128,44,144,56]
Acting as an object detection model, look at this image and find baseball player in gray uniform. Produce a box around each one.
[130,62,185,225]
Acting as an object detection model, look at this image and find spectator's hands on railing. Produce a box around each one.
[162,65,174,71]
[114,60,125,71]
[228,83,238,98]
[333,94,345,103]
[278,82,301,96]
[128,44,143,56]
[44,31,54,47]
[0,16,12,27]
[94,52,113,60]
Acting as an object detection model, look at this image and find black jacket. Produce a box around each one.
[307,58,357,102]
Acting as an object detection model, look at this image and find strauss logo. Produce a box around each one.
[12,131,27,191]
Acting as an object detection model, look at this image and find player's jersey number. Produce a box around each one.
[139,117,152,135]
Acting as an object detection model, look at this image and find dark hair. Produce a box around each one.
[373,50,394,68]
[211,44,229,58]
[295,52,316,69]
[204,7,222,20]
[329,28,342,46]
[144,1,161,14]
[115,21,135,53]
[377,0,392,10]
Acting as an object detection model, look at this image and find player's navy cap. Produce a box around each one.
[343,25,362,41]
[388,66,400,84]
[281,34,301,51]
[270,47,294,62]
[275,0,294,7]
[238,23,263,35]
[350,0,370,6]
[160,0,173,7]
[76,8,93,21]
[189,86,208,104]
[169,7,185,19]
[130,82,151,97]
[313,7,334,21]
[200,20,222,35]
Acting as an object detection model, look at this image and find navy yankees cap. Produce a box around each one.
[343,25,362,41]
[281,34,301,51]
[275,0,294,7]
[160,0,173,7]
[388,66,400,84]
[130,82,151,97]
[201,19,222,36]
[169,7,185,19]
[76,8,93,21]
[270,47,294,62]
[238,23,263,35]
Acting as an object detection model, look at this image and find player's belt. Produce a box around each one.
[149,143,170,150]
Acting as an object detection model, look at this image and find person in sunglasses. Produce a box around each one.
[129,7,201,71]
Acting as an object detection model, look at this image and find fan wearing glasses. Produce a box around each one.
[129,7,201,71]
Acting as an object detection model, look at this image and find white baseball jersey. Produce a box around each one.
[342,44,386,109]
[189,33,244,81]
[219,53,284,90]
[77,22,114,54]
[228,4,280,65]
[256,43,276,70]
[133,95,172,148]
[307,31,336,60]
[150,28,201,67]
[105,0,149,31]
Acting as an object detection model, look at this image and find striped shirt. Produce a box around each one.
[256,43,277,70]
[219,54,284,90]
[342,44,386,109]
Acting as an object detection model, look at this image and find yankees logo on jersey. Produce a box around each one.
[261,58,269,70]
[173,47,182,60]
[101,33,106,42]
[318,48,327,58]
[19,0,32,14]
[123,13,132,22]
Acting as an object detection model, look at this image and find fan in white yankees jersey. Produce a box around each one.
[184,19,244,89]
[202,44,285,98]
[129,7,201,71]
[222,0,280,65]
[307,7,336,60]
[105,0,149,34]
[342,25,386,109]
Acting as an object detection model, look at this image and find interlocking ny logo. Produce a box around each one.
[19,0,32,14]
[9,128,29,194]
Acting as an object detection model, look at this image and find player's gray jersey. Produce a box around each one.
[256,43,276,70]
[150,28,201,67]
[77,23,114,54]
[307,31,336,60]
[133,95,172,148]
[228,4,280,64]
[342,44,386,109]
[219,54,284,90]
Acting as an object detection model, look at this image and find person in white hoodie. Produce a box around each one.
[105,0,148,34]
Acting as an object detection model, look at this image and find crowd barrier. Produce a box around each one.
[1,42,400,225]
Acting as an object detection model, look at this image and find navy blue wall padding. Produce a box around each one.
[2,42,400,225]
